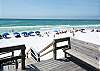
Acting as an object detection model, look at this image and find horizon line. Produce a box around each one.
[0,18,100,20]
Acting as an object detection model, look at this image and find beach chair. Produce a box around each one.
[13,32,21,38]
[35,31,41,36]
[28,31,35,36]
[21,32,29,37]
[2,32,11,39]
[96,29,100,32]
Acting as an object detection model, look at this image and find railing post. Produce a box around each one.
[27,53,28,58]
[12,51,14,56]
[0,64,1,69]
[37,53,40,62]
[62,48,67,58]
[21,48,26,70]
[15,59,18,69]
[64,37,71,58]
[53,41,57,60]
[68,37,71,49]
[0,64,3,70]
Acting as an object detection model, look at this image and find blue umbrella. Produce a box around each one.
[21,32,28,37]
[54,30,58,32]
[2,32,10,39]
[35,31,40,35]
[53,29,60,33]
[28,31,35,36]
[13,32,21,38]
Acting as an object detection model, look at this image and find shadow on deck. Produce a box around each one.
[26,58,87,71]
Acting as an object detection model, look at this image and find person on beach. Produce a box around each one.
[70,28,75,37]
[46,32,49,37]
[72,30,75,37]
[0,34,2,39]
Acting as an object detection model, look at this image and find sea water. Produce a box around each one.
[0,19,100,34]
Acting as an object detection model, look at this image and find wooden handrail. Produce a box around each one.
[39,37,70,60]
[26,48,31,58]
[26,37,70,62]
[40,49,53,57]
[25,41,54,62]
[39,41,54,54]
[26,48,31,55]
[36,41,54,61]
[0,45,26,70]
[31,52,38,61]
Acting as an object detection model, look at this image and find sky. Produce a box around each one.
[0,0,100,19]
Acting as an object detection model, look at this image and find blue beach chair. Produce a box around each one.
[21,32,28,37]
[13,32,21,38]
[28,31,35,36]
[2,32,10,39]
[35,31,40,36]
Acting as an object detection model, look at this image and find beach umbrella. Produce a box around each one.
[14,32,20,35]
[21,32,28,37]
[2,32,10,39]
[80,29,85,32]
[96,30,100,32]
[35,31,40,35]
[54,30,58,32]
[13,32,21,38]
[53,29,60,32]
[28,31,35,36]
[80,29,85,30]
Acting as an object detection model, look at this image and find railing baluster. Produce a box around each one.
[37,53,40,62]
[25,37,70,62]
[21,48,25,70]
[27,53,28,58]
[53,41,57,60]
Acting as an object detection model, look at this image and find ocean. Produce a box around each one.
[0,19,100,34]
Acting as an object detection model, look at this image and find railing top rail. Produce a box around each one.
[26,48,31,54]
[39,41,54,54]
[54,37,70,43]
[0,45,26,53]
[40,49,53,57]
[70,38,100,51]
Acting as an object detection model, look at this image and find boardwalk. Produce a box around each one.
[2,58,87,71]
[1,37,100,71]
[68,38,100,70]
[26,58,86,71]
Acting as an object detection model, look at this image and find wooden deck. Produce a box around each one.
[65,38,100,70]
[2,57,88,71]
[26,58,87,71]
[1,58,87,71]
[1,37,100,71]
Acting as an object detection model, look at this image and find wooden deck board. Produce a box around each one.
[66,38,100,70]
[1,58,86,71]
[27,59,86,71]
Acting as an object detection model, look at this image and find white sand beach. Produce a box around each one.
[0,29,100,59]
